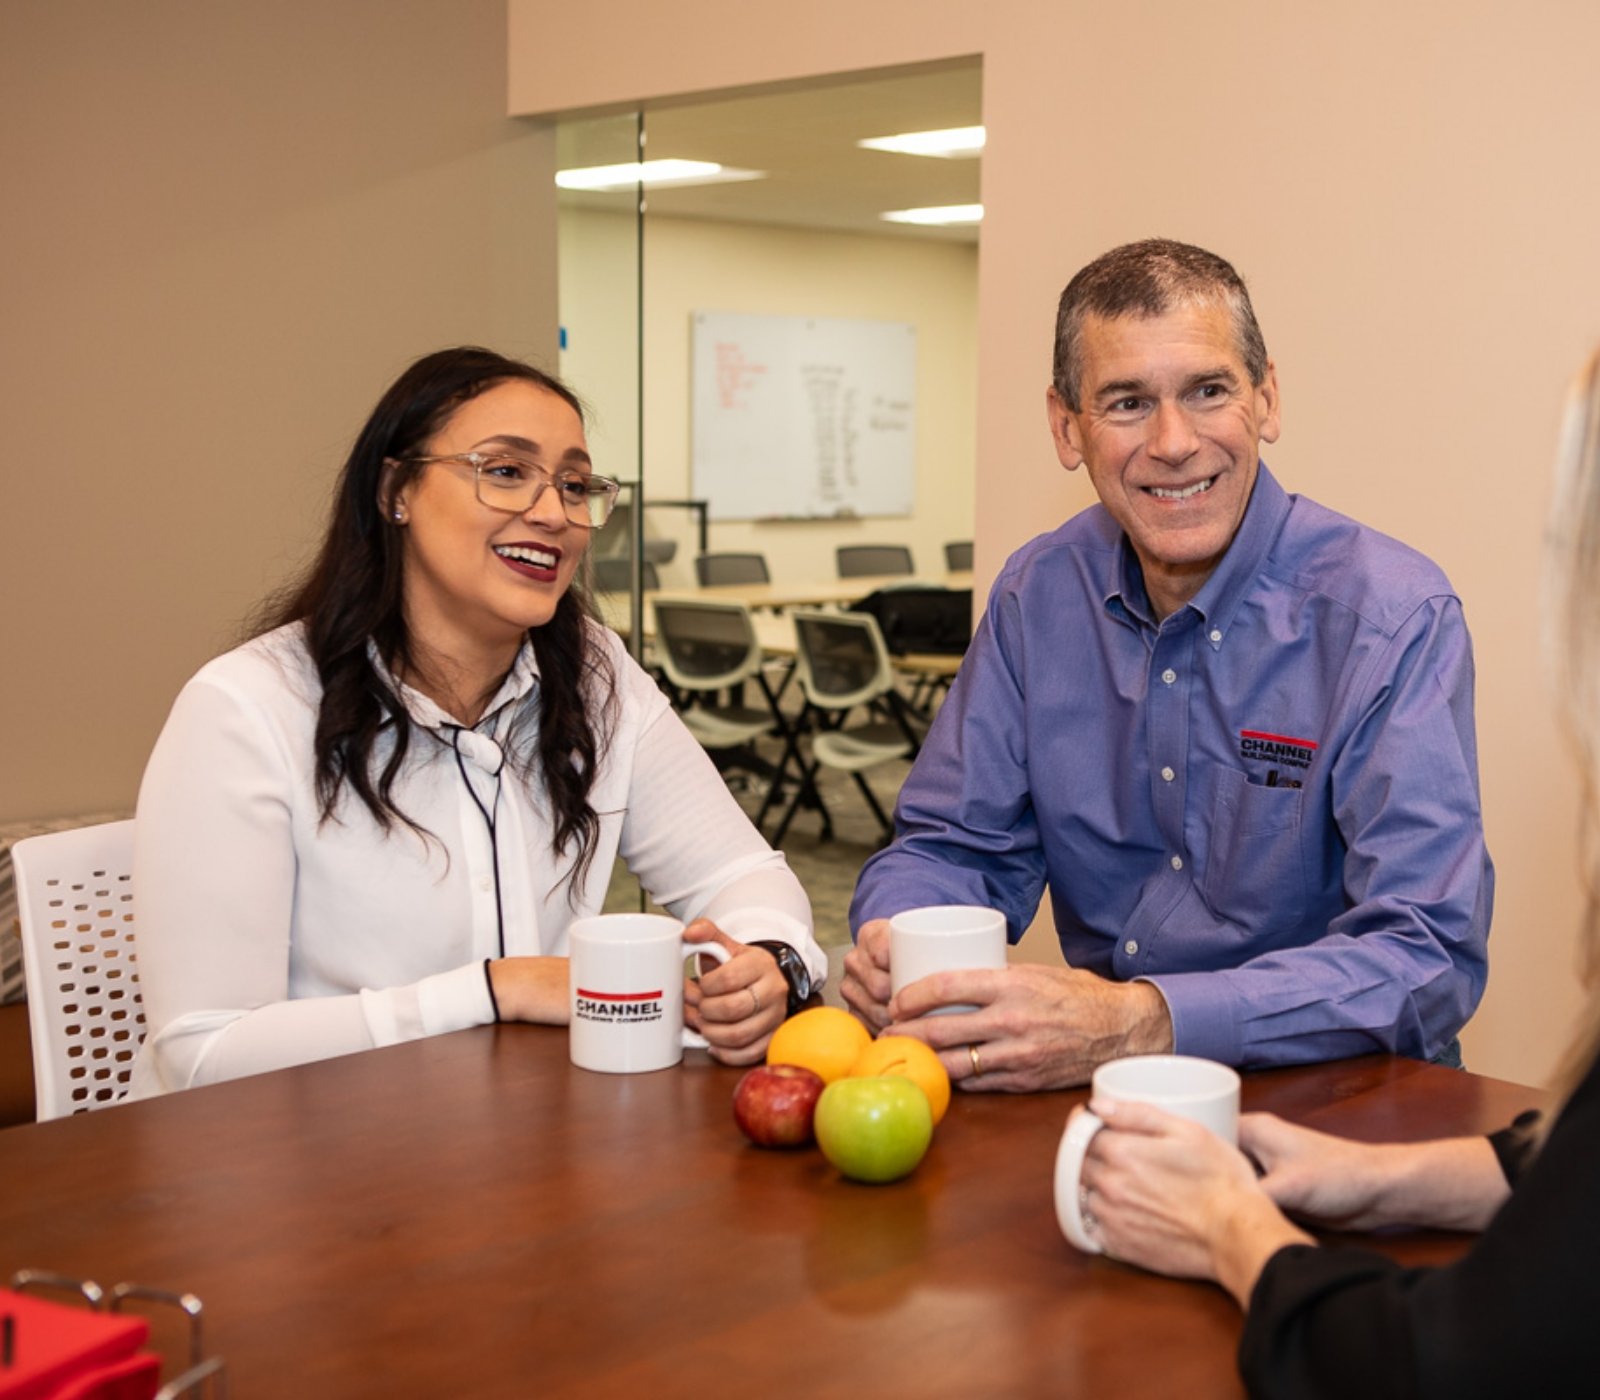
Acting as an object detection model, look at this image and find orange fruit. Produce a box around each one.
[767,1006,873,1084]
[848,1035,952,1126]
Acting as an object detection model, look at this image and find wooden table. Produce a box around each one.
[0,1034,1540,1397]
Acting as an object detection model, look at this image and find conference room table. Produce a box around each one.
[691,569,973,612]
[0,1030,1541,1398]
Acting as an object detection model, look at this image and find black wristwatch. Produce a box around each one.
[750,940,813,1017]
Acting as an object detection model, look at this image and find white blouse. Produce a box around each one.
[129,621,822,1095]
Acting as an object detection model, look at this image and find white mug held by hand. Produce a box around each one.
[1054,1054,1241,1254]
[888,905,1008,1015]
[568,914,731,1074]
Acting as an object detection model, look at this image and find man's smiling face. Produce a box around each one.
[1046,300,1280,619]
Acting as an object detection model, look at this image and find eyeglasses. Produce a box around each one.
[405,452,621,528]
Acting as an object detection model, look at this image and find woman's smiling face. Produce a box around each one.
[393,378,593,661]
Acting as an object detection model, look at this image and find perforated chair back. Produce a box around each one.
[653,600,765,693]
[593,556,660,594]
[12,820,142,1119]
[695,552,771,587]
[944,540,974,572]
[836,544,914,579]
[792,611,896,712]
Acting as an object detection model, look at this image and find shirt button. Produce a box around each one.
[1161,766,1175,782]
[1209,628,1222,643]
[1124,939,1139,956]
[1161,668,1177,685]
[478,875,493,893]
[1170,854,1184,871]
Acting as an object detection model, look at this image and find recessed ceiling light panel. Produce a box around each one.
[857,125,985,159]
[555,159,765,192]
[880,203,984,227]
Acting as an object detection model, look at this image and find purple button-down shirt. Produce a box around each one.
[851,465,1493,1066]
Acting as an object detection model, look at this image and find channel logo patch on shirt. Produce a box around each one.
[1238,729,1318,771]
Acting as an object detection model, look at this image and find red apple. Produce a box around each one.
[733,1063,827,1148]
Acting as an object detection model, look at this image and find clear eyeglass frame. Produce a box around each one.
[405,451,621,528]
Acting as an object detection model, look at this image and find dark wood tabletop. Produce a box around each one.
[0,1032,1543,1398]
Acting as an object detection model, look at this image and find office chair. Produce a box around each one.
[13,820,143,1119]
[836,544,914,579]
[770,611,919,845]
[593,556,660,593]
[694,552,771,587]
[651,600,791,829]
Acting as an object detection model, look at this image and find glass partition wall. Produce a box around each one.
[556,63,982,925]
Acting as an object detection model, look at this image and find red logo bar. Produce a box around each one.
[1239,729,1319,750]
[576,988,664,1002]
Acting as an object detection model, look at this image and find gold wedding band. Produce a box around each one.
[748,985,761,1017]
[968,1043,983,1077]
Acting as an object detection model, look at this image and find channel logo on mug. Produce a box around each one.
[574,986,665,1025]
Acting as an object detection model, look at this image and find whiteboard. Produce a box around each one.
[691,311,916,520]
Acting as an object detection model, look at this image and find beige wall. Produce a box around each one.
[512,0,1600,1086]
[0,1,559,822]
[559,207,977,585]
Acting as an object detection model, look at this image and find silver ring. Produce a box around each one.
[968,1043,982,1077]
[748,985,761,1017]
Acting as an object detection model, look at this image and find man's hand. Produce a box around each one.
[887,963,1174,1092]
[839,919,893,1031]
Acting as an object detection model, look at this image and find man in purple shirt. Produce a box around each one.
[843,239,1493,1091]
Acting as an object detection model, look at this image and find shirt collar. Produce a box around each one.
[368,639,541,737]
[1103,462,1291,648]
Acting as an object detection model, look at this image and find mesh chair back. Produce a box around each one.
[944,540,974,571]
[593,556,660,593]
[13,820,142,1119]
[836,545,914,579]
[792,611,896,711]
[594,502,678,564]
[695,552,771,586]
[653,600,764,692]
[851,587,973,656]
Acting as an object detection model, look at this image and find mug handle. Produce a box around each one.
[681,941,733,1051]
[1054,1108,1108,1254]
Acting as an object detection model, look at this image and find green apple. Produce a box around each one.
[814,1074,934,1184]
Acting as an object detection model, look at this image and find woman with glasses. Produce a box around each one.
[1066,348,1600,1396]
[129,347,823,1094]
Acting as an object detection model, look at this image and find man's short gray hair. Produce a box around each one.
[1052,239,1269,411]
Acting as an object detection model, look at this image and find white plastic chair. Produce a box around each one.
[12,820,142,1119]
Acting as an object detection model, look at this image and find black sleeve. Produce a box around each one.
[1238,1055,1600,1399]
[1486,1108,1542,1185]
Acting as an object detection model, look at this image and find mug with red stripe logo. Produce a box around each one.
[568,914,732,1073]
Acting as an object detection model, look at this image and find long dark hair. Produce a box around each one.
[255,346,615,893]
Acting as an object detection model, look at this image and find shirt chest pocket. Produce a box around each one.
[1200,767,1309,933]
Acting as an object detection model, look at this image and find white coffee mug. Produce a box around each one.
[568,913,731,1074]
[1054,1053,1241,1254]
[888,904,1007,1014]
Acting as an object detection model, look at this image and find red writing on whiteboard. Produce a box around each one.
[716,342,767,409]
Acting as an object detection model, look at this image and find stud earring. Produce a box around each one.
[392,507,407,524]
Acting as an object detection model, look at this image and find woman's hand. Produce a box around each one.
[486,956,571,1024]
[1243,1112,1509,1233]
[682,919,788,1064]
[1078,1099,1312,1306]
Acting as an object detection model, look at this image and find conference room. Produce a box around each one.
[2,2,1597,1394]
